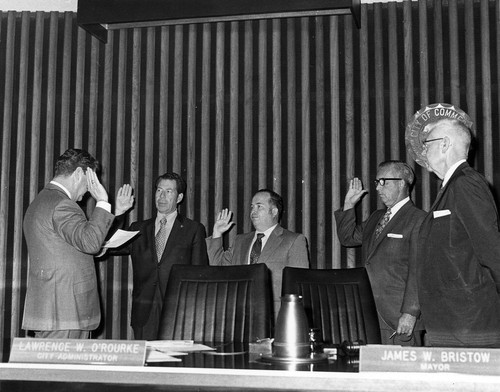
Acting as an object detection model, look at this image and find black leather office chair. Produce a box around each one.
[158,263,273,343]
[281,267,381,345]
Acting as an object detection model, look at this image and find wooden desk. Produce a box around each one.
[2,361,500,391]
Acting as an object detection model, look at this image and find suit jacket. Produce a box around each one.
[335,201,426,332]
[22,183,114,331]
[418,162,500,347]
[206,224,310,318]
[113,214,208,328]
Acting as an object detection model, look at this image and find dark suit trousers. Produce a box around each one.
[133,285,163,341]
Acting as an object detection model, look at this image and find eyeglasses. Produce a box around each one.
[373,178,402,187]
[422,137,443,148]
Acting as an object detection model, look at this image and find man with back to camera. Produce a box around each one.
[406,103,500,347]
[335,160,426,345]
[22,148,134,339]
[206,189,310,319]
[110,172,208,340]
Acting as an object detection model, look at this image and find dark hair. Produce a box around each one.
[54,148,99,177]
[255,189,284,222]
[155,172,187,196]
[378,160,415,189]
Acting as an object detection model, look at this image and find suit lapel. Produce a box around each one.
[258,226,282,264]
[158,214,183,264]
[367,202,411,258]
[429,162,468,211]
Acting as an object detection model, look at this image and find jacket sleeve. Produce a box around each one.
[454,174,500,291]
[334,208,364,247]
[401,211,426,317]
[191,223,208,265]
[53,199,114,255]
[287,234,310,268]
[206,236,235,266]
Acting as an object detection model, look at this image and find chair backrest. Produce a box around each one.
[281,267,381,345]
[158,263,272,343]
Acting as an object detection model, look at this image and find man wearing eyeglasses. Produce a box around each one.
[334,160,426,345]
[414,116,500,348]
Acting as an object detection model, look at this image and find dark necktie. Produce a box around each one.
[249,233,265,264]
[155,217,168,261]
[374,208,391,239]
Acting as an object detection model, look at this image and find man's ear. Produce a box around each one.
[272,206,279,219]
[441,136,451,152]
[177,193,184,204]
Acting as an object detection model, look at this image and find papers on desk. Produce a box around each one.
[145,341,215,363]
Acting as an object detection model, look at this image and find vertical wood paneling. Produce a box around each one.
[272,19,282,194]
[229,21,239,230]
[449,0,460,105]
[258,20,268,188]
[0,11,15,354]
[199,24,211,226]
[480,0,493,182]
[286,19,296,232]
[186,24,197,219]
[45,12,58,181]
[101,29,114,338]
[344,17,355,268]
[173,25,184,173]
[29,12,44,202]
[418,0,431,210]
[1,0,499,359]
[158,26,170,174]
[329,16,341,269]
[374,4,385,169]
[300,17,311,244]
[74,27,86,147]
[359,6,370,219]
[243,21,253,232]
[214,23,225,212]
[60,12,73,151]
[11,11,29,344]
[315,17,326,270]
[388,3,400,161]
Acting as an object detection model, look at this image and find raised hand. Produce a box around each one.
[115,184,135,216]
[212,208,235,238]
[343,177,368,210]
[87,168,108,203]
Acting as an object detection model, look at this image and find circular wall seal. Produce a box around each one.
[405,103,474,168]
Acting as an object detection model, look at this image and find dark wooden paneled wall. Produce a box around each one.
[1,0,499,357]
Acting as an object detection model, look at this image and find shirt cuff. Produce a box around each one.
[96,201,112,213]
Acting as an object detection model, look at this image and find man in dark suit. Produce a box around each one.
[23,148,134,339]
[414,116,500,347]
[206,189,309,319]
[113,172,208,340]
[335,161,426,345]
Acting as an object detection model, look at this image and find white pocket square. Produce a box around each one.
[387,233,403,238]
[433,209,451,218]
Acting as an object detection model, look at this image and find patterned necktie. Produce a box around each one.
[374,208,391,239]
[249,233,265,264]
[155,217,168,262]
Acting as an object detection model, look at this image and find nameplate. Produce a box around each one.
[359,345,500,375]
[9,338,146,366]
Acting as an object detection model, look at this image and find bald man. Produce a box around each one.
[417,118,500,347]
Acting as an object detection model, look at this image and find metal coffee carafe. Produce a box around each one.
[272,294,310,358]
